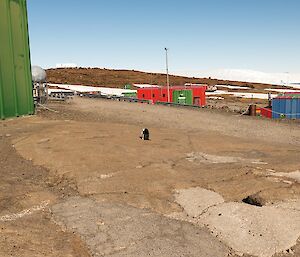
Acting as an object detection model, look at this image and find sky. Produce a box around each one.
[27,0,300,74]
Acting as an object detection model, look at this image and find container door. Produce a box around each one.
[291,99,297,119]
[172,90,180,104]
[272,99,279,118]
[278,99,284,118]
[183,90,193,105]
[286,99,292,119]
[297,99,300,119]
[272,99,282,119]
[193,97,200,106]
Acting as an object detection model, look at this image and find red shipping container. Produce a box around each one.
[260,107,272,119]
[137,86,206,107]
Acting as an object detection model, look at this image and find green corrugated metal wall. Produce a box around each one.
[0,0,34,120]
[172,90,193,105]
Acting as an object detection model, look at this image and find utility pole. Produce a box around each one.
[165,48,170,102]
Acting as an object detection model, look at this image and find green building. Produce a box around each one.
[0,0,34,119]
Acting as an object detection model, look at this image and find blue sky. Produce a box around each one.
[27,0,300,74]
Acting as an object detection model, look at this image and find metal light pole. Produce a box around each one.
[165,48,170,102]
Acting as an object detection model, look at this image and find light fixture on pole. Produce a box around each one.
[165,47,170,102]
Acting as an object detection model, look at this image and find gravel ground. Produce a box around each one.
[0,97,299,257]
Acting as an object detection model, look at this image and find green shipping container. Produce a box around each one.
[124,84,132,90]
[0,0,34,119]
[172,90,193,105]
[122,92,137,98]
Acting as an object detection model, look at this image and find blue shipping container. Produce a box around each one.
[272,98,300,119]
[298,99,300,119]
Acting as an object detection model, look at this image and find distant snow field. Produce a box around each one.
[48,83,136,96]
[265,88,300,93]
[176,69,300,87]
[206,90,277,100]
[133,84,160,88]
[216,85,250,90]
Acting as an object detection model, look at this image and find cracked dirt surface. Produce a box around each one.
[0,137,90,257]
[0,97,300,257]
[174,187,225,217]
[172,187,300,257]
[51,196,233,257]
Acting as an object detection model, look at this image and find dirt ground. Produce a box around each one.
[0,97,299,257]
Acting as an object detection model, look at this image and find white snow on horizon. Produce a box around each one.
[206,90,278,100]
[265,88,300,93]
[216,85,250,90]
[48,83,136,96]
[47,65,300,88]
[133,84,161,88]
[56,63,78,68]
[173,69,300,87]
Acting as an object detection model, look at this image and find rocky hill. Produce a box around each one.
[46,67,274,90]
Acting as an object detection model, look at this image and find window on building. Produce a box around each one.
[152,94,155,97]
[142,94,145,98]
[163,94,166,97]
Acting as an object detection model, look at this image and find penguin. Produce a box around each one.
[140,128,150,140]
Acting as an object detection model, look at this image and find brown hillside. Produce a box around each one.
[46,68,274,90]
